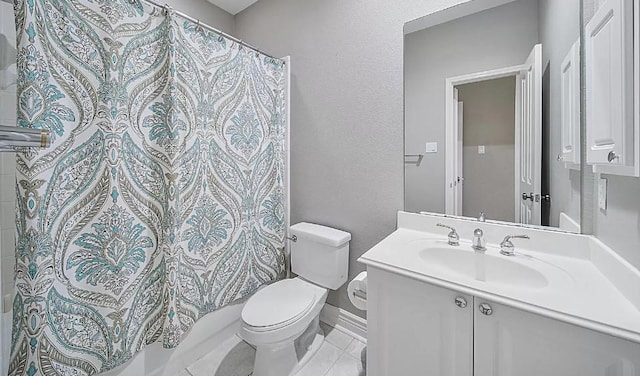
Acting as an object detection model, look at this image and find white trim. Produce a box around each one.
[455,100,464,215]
[1,294,9,314]
[319,303,367,343]
[283,56,292,277]
[447,65,526,86]
[514,74,522,220]
[445,65,524,214]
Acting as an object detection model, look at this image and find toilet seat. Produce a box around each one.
[242,278,321,332]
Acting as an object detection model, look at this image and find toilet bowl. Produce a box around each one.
[240,278,328,376]
[240,223,351,376]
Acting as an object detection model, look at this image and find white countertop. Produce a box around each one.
[358,212,640,344]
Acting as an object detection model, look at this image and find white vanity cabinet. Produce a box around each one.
[367,267,640,376]
[474,300,640,376]
[584,0,639,176]
[560,39,581,168]
[366,267,473,376]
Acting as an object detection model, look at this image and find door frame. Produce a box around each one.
[444,65,525,216]
[455,98,464,215]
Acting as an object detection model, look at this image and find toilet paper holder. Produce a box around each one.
[348,271,367,311]
[352,288,367,300]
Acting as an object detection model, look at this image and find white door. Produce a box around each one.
[367,268,473,376]
[474,300,640,375]
[518,44,542,225]
[453,93,464,216]
[585,0,633,166]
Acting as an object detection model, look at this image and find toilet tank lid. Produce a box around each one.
[290,222,351,247]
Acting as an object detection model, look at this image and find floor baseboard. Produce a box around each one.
[319,303,367,342]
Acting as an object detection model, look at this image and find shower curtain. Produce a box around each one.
[9,0,287,375]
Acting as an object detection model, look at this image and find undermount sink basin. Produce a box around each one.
[419,247,549,289]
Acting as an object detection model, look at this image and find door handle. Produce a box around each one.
[608,151,620,163]
[522,192,534,201]
[454,296,467,308]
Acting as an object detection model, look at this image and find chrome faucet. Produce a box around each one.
[437,223,460,246]
[500,235,530,256]
[472,228,486,252]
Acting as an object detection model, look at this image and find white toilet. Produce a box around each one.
[240,223,351,376]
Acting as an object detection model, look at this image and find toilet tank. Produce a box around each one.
[289,223,351,290]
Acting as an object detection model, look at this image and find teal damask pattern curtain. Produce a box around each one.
[9,0,286,375]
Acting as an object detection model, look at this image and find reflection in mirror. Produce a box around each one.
[404,0,581,232]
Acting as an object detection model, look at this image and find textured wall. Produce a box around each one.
[596,175,640,269]
[235,0,472,317]
[164,0,235,34]
[458,77,516,222]
[403,0,539,215]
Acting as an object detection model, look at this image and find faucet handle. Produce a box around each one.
[500,235,530,256]
[472,228,486,252]
[437,223,460,246]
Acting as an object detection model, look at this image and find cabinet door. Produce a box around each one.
[585,0,633,166]
[560,39,581,166]
[366,268,473,376]
[474,300,640,376]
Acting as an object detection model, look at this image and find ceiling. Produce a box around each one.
[207,0,259,15]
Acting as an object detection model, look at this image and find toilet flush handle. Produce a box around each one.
[286,235,297,242]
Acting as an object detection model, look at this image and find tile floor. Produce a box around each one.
[178,322,366,376]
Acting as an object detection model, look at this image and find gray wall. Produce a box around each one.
[165,0,235,34]
[458,77,516,222]
[538,0,581,227]
[404,0,539,215]
[235,0,479,318]
[596,175,640,269]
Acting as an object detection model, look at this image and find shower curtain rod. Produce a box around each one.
[139,0,282,62]
[0,124,51,152]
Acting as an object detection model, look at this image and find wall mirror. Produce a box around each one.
[404,0,582,233]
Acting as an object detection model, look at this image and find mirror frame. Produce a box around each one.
[578,0,595,236]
